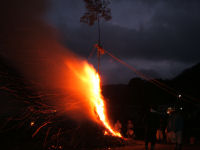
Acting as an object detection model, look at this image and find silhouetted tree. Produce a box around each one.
[80,0,112,26]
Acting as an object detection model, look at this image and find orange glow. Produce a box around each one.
[65,60,122,137]
[30,121,35,127]
[104,131,108,135]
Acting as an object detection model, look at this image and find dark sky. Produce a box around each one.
[45,0,200,84]
[2,0,200,84]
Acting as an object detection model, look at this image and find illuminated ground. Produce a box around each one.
[106,140,200,150]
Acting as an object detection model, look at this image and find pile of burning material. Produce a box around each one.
[0,59,124,150]
[1,0,123,148]
[1,118,124,150]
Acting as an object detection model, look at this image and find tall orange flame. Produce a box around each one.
[66,60,122,137]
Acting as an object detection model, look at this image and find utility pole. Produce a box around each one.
[97,15,101,74]
[80,0,111,74]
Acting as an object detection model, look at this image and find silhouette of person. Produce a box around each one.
[114,120,122,133]
[174,109,184,150]
[144,106,160,150]
[127,120,134,138]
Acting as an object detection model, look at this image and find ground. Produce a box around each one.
[109,144,200,150]
[106,140,200,150]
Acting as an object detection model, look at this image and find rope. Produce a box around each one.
[87,46,97,60]
[94,44,199,104]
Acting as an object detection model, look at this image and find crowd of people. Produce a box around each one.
[114,119,135,139]
[114,105,184,150]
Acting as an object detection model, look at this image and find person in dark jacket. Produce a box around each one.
[144,106,160,150]
[174,110,184,150]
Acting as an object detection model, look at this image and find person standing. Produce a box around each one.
[166,110,176,144]
[114,120,122,133]
[127,120,134,138]
[174,109,184,150]
[144,106,160,150]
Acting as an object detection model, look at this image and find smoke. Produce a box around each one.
[0,0,99,122]
[1,0,68,87]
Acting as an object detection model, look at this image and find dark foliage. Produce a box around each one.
[80,0,112,25]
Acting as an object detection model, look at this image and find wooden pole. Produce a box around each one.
[97,15,101,74]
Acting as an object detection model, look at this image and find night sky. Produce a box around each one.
[1,0,200,84]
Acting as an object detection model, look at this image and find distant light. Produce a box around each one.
[180,107,183,110]
[30,121,35,126]
[178,94,182,99]
[58,146,62,149]
[167,110,170,114]
[167,107,175,114]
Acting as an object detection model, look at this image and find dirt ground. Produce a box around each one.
[109,144,200,150]
[107,140,200,150]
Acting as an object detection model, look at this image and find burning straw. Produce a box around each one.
[0,0,122,149]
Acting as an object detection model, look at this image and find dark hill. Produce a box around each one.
[103,63,200,106]
[102,63,200,128]
[172,63,200,101]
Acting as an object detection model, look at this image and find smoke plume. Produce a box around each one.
[0,0,100,122]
